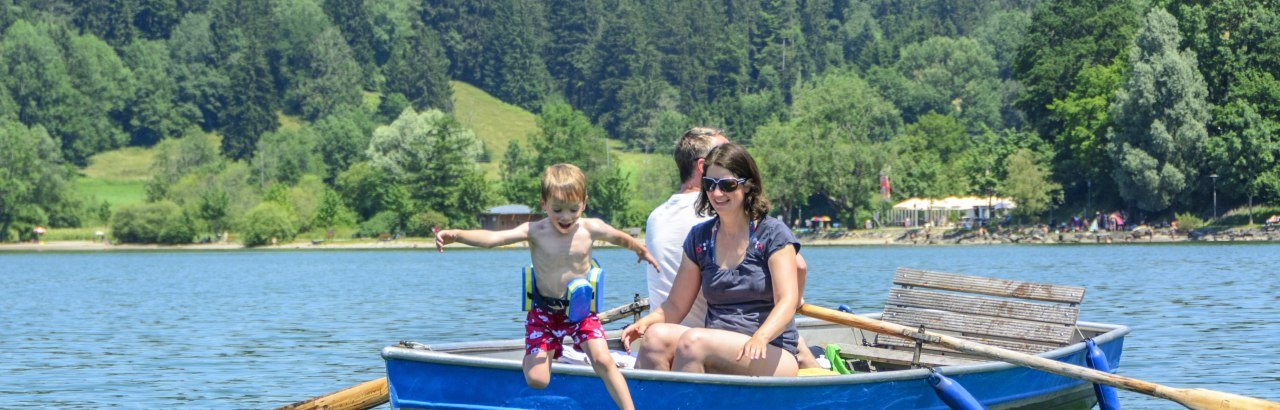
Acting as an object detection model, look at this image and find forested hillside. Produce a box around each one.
[1,0,1278,244]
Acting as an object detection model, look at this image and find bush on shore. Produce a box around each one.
[241,203,299,247]
[111,201,195,244]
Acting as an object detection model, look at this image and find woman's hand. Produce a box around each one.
[620,321,650,353]
[737,336,769,361]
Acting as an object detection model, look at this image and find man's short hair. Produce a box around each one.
[674,127,724,183]
[541,163,587,203]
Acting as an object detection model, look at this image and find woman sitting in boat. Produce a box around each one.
[622,142,801,376]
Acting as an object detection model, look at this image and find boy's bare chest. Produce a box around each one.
[528,230,593,294]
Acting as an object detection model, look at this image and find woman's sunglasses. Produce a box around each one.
[702,177,748,193]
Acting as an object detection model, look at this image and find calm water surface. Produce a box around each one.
[2,244,1278,408]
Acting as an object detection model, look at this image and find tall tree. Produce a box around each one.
[1015,0,1140,141]
[121,39,198,145]
[1,21,126,165]
[134,0,181,40]
[871,36,1002,131]
[168,13,229,130]
[383,22,452,112]
[1206,99,1280,206]
[269,0,332,110]
[425,0,549,109]
[219,45,278,160]
[754,70,901,222]
[1046,58,1126,209]
[544,0,603,108]
[1000,148,1062,220]
[313,108,374,183]
[0,121,80,241]
[366,108,488,226]
[1108,8,1211,212]
[74,0,137,48]
[320,0,376,67]
[294,27,363,120]
[62,31,134,158]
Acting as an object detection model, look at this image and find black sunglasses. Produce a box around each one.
[702,177,748,193]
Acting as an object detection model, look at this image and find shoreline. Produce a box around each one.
[3,226,1276,252]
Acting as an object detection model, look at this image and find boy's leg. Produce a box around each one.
[522,350,553,389]
[523,307,560,389]
[581,338,634,410]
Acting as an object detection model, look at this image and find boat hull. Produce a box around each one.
[384,319,1127,409]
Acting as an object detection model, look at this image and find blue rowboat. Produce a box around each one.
[381,315,1128,409]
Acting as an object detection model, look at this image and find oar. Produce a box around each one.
[796,304,1280,410]
[277,298,650,410]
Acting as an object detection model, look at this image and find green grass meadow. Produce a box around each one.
[78,146,154,209]
[69,81,672,232]
[452,81,539,179]
[76,178,148,207]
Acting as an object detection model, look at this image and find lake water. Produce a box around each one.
[2,244,1277,409]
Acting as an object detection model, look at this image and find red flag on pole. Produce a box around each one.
[880,174,891,200]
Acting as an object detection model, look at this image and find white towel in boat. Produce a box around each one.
[556,347,637,369]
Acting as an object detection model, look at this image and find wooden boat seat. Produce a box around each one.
[853,268,1086,367]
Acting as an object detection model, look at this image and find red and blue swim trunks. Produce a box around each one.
[524,305,605,358]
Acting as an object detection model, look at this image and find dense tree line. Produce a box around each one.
[1,0,1278,242]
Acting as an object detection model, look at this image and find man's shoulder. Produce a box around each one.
[646,193,707,228]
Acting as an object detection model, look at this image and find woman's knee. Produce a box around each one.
[674,329,712,358]
[640,324,684,352]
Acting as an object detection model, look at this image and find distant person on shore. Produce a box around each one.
[636,128,819,371]
[435,163,657,410]
[624,142,803,377]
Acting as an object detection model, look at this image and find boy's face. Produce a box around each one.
[541,197,586,234]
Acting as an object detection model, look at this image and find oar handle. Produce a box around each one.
[797,304,1279,410]
[276,377,388,410]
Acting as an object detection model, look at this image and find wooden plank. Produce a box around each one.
[886,288,1080,325]
[876,333,1063,355]
[883,306,1076,345]
[894,268,1085,304]
[834,343,982,367]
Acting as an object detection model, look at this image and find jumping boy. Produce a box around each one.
[435,163,656,410]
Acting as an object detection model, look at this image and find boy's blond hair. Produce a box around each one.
[541,163,586,203]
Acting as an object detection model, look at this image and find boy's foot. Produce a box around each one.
[566,278,594,323]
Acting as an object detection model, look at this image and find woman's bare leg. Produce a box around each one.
[671,328,798,376]
[634,323,689,371]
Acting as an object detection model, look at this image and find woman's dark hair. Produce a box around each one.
[696,142,771,220]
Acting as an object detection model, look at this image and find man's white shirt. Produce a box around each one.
[644,192,709,327]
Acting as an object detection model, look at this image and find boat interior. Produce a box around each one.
[398,268,1116,374]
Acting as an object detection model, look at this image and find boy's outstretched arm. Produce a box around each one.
[435,223,531,251]
[584,218,659,271]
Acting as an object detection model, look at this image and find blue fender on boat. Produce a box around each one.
[927,370,985,410]
[837,304,853,313]
[1085,339,1121,410]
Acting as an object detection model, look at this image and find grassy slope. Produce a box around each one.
[451,81,669,218]
[78,146,153,207]
[451,81,539,179]
[73,82,667,227]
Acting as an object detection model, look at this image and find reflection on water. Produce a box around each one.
[1,244,1277,408]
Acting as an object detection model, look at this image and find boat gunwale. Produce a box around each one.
[381,315,1130,387]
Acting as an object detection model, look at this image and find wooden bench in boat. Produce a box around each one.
[833,267,1086,368]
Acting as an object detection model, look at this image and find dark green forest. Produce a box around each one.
[1,0,1278,243]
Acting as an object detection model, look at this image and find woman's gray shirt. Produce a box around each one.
[682,216,800,354]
